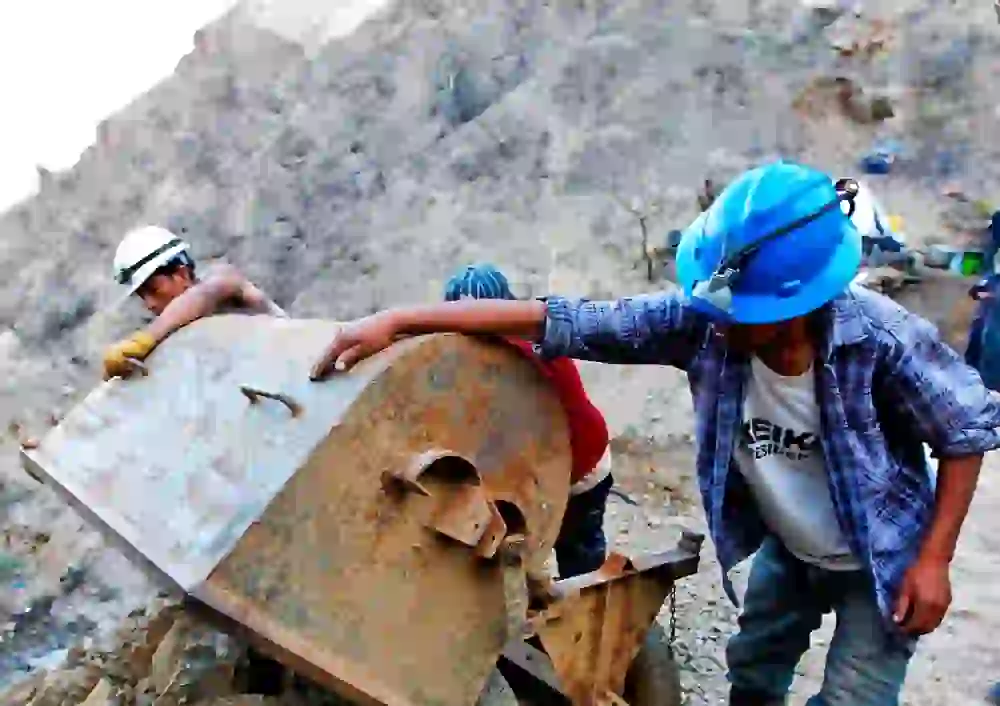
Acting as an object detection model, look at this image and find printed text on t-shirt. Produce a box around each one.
[740,418,819,462]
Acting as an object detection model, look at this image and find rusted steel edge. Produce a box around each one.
[193,585,422,706]
[511,530,704,682]
[498,641,571,706]
[548,535,703,601]
[507,533,703,705]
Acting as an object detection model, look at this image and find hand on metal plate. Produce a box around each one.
[103,330,156,380]
[310,314,397,380]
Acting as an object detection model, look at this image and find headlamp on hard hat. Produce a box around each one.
[689,178,859,320]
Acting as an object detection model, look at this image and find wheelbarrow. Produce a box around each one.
[21,315,702,706]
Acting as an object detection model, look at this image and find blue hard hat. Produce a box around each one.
[444,263,516,301]
[676,161,862,324]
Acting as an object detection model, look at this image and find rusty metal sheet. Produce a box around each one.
[202,331,573,706]
[532,537,702,706]
[22,316,379,591]
[24,315,574,706]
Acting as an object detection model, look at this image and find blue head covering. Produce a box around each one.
[676,161,862,324]
[443,263,516,301]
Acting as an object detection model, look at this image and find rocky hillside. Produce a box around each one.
[2,0,1000,703]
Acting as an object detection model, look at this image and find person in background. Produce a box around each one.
[311,161,1000,706]
[443,263,613,579]
[698,178,719,212]
[964,272,1000,374]
[102,225,285,380]
[978,216,1000,706]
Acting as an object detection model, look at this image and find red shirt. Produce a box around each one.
[502,338,610,485]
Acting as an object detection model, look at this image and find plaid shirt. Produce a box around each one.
[539,285,1000,626]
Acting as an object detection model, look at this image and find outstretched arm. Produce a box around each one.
[102,265,283,380]
[883,311,1000,634]
[310,292,707,379]
[145,265,282,344]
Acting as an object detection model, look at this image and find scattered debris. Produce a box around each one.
[859,139,903,175]
[829,18,892,59]
[792,76,894,124]
[789,0,860,44]
[0,598,284,706]
[853,266,910,295]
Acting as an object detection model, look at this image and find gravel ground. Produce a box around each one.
[604,442,1000,706]
[3,0,1000,703]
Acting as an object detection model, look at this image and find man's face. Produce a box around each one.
[715,320,795,356]
[135,269,192,315]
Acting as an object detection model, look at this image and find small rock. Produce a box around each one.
[26,665,102,706]
[0,672,46,706]
[66,645,88,667]
[149,612,244,704]
[117,598,183,683]
[80,679,117,706]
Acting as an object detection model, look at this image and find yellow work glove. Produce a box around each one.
[102,332,157,381]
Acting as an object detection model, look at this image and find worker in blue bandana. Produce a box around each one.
[311,161,1000,706]
[443,264,614,580]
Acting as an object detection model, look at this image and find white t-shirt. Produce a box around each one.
[734,357,861,571]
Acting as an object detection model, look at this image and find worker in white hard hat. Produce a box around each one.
[103,225,285,380]
[849,180,906,262]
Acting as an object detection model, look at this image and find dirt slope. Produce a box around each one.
[2,0,1000,703]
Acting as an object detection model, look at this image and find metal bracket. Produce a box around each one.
[498,535,533,643]
[380,450,523,559]
[518,532,704,705]
[239,386,302,417]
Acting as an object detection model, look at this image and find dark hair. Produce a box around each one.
[141,253,196,289]
[161,252,195,276]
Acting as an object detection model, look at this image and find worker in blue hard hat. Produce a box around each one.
[310,161,1000,705]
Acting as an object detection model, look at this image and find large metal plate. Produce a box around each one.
[22,316,386,590]
[23,316,574,706]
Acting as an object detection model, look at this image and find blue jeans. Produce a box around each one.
[554,473,612,578]
[727,537,915,706]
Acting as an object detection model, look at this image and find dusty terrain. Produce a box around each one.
[2,0,1000,704]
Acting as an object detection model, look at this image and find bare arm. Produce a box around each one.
[894,453,981,634]
[882,304,1000,633]
[921,455,981,563]
[390,300,546,338]
[310,293,707,379]
[145,265,281,344]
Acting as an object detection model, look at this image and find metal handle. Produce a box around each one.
[240,385,302,418]
[121,357,148,377]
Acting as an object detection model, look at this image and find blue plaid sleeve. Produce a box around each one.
[537,292,707,370]
[881,310,1000,456]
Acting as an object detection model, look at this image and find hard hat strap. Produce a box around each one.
[691,178,859,317]
[117,238,185,285]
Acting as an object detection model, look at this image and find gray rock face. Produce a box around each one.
[2,0,1000,703]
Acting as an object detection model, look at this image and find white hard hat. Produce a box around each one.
[113,226,192,294]
[845,180,892,241]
